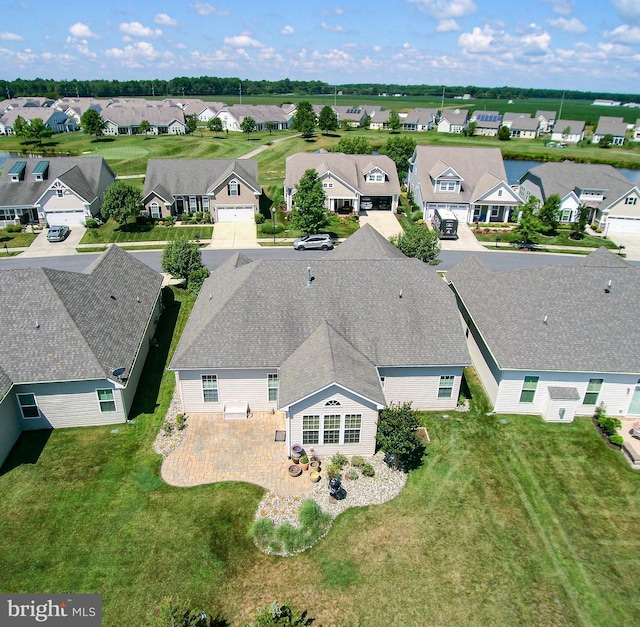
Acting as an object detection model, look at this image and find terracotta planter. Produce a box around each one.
[309,471,321,483]
[299,460,309,470]
[288,465,302,478]
[309,461,320,472]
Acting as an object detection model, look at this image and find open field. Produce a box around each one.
[1,288,639,626]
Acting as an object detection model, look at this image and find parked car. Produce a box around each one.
[47,225,70,242]
[292,234,334,251]
[360,199,373,210]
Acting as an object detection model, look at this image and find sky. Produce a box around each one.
[1,0,639,94]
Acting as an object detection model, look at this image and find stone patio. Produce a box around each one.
[618,418,640,470]
[160,412,317,495]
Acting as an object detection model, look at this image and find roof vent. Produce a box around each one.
[605,280,612,293]
[35,320,40,329]
[543,315,548,325]
[136,296,141,303]
[399,289,403,299]
[306,266,313,287]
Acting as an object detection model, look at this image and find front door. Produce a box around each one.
[629,382,640,414]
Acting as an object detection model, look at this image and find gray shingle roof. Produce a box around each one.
[0,157,114,209]
[329,223,406,260]
[449,248,640,373]
[0,246,162,387]
[143,159,261,199]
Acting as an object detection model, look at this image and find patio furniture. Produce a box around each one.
[630,419,640,439]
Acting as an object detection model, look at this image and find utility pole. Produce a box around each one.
[239,82,242,105]
[558,91,565,119]
[441,86,445,113]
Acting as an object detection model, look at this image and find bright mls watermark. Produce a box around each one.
[0,594,101,626]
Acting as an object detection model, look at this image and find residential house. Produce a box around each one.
[501,112,530,129]
[179,99,226,122]
[0,157,115,227]
[168,225,471,457]
[368,110,391,130]
[536,110,557,133]
[437,108,468,133]
[285,152,401,214]
[331,106,369,127]
[634,119,640,141]
[551,119,585,143]
[447,248,640,422]
[0,107,77,135]
[519,162,640,233]
[142,159,262,222]
[592,116,627,145]
[407,146,522,224]
[0,245,163,468]
[0,97,55,112]
[102,105,186,135]
[469,111,502,137]
[508,116,540,139]
[214,104,291,131]
[401,108,438,132]
[53,97,112,125]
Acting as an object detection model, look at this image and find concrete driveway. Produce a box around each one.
[20,226,86,258]
[210,221,259,249]
[439,222,486,252]
[608,233,640,261]
[359,210,403,238]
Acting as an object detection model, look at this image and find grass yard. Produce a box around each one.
[1,283,640,626]
[257,212,360,240]
[79,219,212,244]
[0,227,38,248]
[474,227,620,249]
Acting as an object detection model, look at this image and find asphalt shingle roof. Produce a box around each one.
[0,246,162,387]
[449,248,640,373]
[329,223,406,260]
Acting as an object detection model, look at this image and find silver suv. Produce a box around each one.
[292,234,334,251]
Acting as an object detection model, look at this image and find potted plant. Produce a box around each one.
[309,460,320,472]
[299,454,309,470]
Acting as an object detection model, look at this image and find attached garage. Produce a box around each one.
[606,216,640,234]
[44,209,86,227]
[216,205,255,223]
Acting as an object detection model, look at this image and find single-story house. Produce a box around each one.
[213,104,291,131]
[331,106,369,127]
[447,248,640,422]
[142,158,262,222]
[407,146,522,224]
[102,105,186,135]
[284,152,401,214]
[633,119,640,141]
[0,156,115,227]
[551,119,585,143]
[592,116,627,145]
[401,108,439,132]
[508,116,540,139]
[470,111,502,137]
[368,110,391,130]
[169,225,471,457]
[52,97,112,125]
[0,245,163,468]
[519,162,640,233]
[0,107,77,135]
[437,108,468,133]
[179,99,226,121]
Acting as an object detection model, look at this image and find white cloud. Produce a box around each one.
[154,14,178,27]
[69,22,98,39]
[408,0,477,19]
[458,25,496,53]
[437,19,460,32]
[321,22,344,32]
[281,25,294,35]
[190,2,230,17]
[119,22,162,38]
[547,17,586,34]
[224,33,261,47]
[104,41,175,69]
[0,32,23,41]
[611,0,640,23]
[606,24,640,45]
[541,0,573,15]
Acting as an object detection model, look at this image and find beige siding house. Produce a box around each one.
[170,226,470,458]
[448,249,640,422]
[142,159,262,222]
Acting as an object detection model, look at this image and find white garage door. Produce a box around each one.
[216,206,255,223]
[606,217,640,234]
[45,210,85,227]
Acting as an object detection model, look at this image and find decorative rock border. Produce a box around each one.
[153,389,187,457]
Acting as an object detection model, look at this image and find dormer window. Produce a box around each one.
[366,168,386,183]
[437,180,458,193]
[228,180,240,196]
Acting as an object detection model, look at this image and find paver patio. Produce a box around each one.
[160,412,317,495]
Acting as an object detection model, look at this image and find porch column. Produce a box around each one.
[504,206,511,222]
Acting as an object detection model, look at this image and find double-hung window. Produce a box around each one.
[323,415,341,444]
[438,375,455,398]
[202,375,219,402]
[228,180,239,196]
[519,376,539,403]
[97,389,116,412]
[344,414,362,443]
[583,379,603,405]
[268,373,278,402]
[17,393,39,418]
[303,415,320,445]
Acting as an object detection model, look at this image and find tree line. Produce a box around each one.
[1,76,637,103]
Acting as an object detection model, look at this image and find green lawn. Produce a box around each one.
[474,227,620,249]
[1,287,640,625]
[79,220,213,244]
[0,227,38,248]
[257,213,360,240]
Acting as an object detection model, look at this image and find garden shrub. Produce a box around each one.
[346,468,359,480]
[255,213,265,224]
[203,211,211,223]
[361,463,375,477]
[84,219,99,229]
[163,216,175,226]
[5,224,23,233]
[350,455,365,468]
[595,404,621,437]
[326,464,341,480]
[260,222,285,234]
[331,453,348,469]
[411,210,422,222]
[195,212,203,222]
[609,434,624,447]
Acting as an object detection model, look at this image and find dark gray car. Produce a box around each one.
[292,234,334,251]
[47,225,70,242]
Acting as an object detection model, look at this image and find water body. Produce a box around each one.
[504,158,640,185]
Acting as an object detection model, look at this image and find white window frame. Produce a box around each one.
[202,375,219,403]
[625,196,637,205]
[323,414,341,444]
[268,373,278,402]
[150,202,161,219]
[438,375,455,399]
[583,378,603,405]
[325,399,341,407]
[96,389,117,413]
[202,196,210,212]
[519,376,539,403]
[438,180,457,193]
[17,393,40,419]
[228,180,240,196]
[322,181,334,189]
[303,415,320,445]
[56,189,64,198]
[344,414,362,444]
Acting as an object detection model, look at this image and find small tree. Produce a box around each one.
[139,119,151,137]
[80,108,106,139]
[336,135,372,154]
[538,194,561,233]
[101,181,142,227]
[240,116,257,139]
[382,135,416,179]
[389,225,441,265]
[291,169,329,236]
[185,114,198,134]
[514,197,542,244]
[388,110,401,133]
[291,101,316,139]
[318,105,339,135]
[599,133,613,149]
[376,403,426,470]
[187,267,210,295]
[27,118,53,146]
[266,121,277,135]
[498,125,511,141]
[161,238,205,287]
[12,115,29,142]
[464,120,477,137]
[207,117,223,134]
[571,205,590,240]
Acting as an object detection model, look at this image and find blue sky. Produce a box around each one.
[1,0,639,93]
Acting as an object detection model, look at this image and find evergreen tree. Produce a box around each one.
[318,105,338,134]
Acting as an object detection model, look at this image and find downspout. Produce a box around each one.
[286,409,292,459]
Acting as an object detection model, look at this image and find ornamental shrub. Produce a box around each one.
[260,221,285,234]
[609,434,624,447]
[361,463,375,477]
[255,213,265,224]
